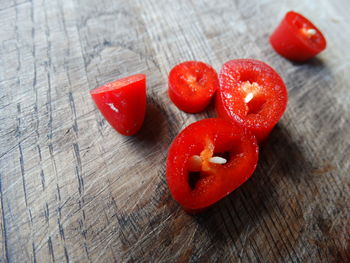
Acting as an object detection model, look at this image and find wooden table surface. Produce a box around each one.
[1,0,349,262]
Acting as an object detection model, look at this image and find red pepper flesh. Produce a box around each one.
[166,118,258,211]
[168,61,218,113]
[90,74,146,136]
[270,11,327,62]
[216,59,288,143]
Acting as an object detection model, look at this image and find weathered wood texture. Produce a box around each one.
[0,0,349,262]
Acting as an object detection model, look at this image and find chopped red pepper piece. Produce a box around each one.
[168,61,218,113]
[216,59,288,143]
[90,74,146,136]
[270,11,327,62]
[166,118,258,211]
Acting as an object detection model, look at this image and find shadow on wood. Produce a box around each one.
[134,98,169,144]
[290,56,326,67]
[188,123,309,261]
[261,123,313,182]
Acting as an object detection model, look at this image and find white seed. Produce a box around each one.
[244,92,254,103]
[209,156,227,164]
[108,103,119,113]
[306,28,316,37]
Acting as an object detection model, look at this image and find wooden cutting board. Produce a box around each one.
[0,0,349,262]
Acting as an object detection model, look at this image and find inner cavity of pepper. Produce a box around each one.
[187,140,231,190]
[187,152,231,190]
[182,71,205,93]
[188,154,228,171]
[241,81,266,115]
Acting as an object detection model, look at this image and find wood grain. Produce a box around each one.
[1,0,349,262]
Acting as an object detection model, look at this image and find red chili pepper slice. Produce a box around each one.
[270,11,327,62]
[90,74,146,136]
[166,118,258,211]
[216,59,288,143]
[168,61,218,113]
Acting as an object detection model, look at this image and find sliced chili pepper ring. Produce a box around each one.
[216,59,288,143]
[270,11,327,61]
[166,118,258,211]
[168,61,218,113]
